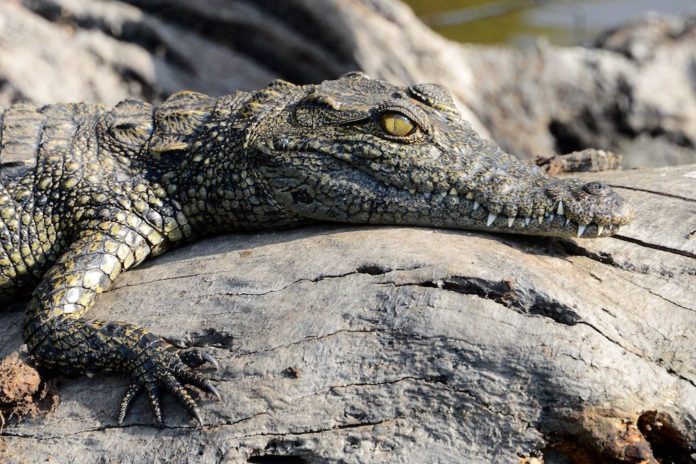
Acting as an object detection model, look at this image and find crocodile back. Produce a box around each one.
[0,102,105,301]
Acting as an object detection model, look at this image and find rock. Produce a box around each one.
[0,356,38,426]
[536,149,623,175]
[0,164,694,463]
[0,0,276,105]
[3,1,696,166]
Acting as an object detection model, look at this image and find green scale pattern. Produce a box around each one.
[0,73,634,425]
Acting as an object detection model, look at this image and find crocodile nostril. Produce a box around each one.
[583,182,609,195]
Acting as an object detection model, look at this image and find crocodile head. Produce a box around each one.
[253,72,634,238]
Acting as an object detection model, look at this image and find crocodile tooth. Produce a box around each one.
[424,192,431,199]
[615,225,621,233]
[577,223,587,237]
[524,217,531,226]
[597,225,605,235]
[548,214,555,222]
[472,201,480,211]
[466,192,474,200]
[449,188,458,196]
[565,218,571,226]
[557,201,564,216]
[537,216,543,224]
[508,216,516,227]
[486,214,497,226]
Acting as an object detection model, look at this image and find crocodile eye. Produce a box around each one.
[380,112,416,137]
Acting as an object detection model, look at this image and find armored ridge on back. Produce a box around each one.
[0,72,634,425]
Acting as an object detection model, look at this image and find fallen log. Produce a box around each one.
[0,1,695,462]
[1,164,694,463]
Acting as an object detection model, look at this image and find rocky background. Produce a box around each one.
[3,0,696,167]
[0,1,695,463]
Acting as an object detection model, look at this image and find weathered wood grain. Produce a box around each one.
[1,1,695,462]
[1,165,694,463]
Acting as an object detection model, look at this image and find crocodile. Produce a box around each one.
[0,72,633,426]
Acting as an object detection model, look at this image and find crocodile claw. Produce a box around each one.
[202,352,220,370]
[145,383,164,426]
[118,383,143,425]
[193,408,204,427]
[204,380,223,402]
[116,336,220,426]
[179,347,220,370]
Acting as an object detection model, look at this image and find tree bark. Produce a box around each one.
[1,164,695,464]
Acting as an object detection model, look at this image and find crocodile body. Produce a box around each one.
[0,72,633,425]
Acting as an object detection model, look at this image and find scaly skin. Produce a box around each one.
[0,72,633,426]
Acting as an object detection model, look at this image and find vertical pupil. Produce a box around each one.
[382,113,413,135]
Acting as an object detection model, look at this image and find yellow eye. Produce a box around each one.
[380,112,416,137]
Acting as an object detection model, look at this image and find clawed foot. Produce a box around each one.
[117,337,222,427]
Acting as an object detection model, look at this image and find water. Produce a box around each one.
[405,0,696,45]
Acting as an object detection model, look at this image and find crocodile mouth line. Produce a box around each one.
[344,164,628,238]
[262,140,630,238]
[465,197,627,238]
[363,172,626,238]
[392,188,624,238]
[470,204,623,238]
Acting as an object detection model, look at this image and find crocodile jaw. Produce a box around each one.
[363,189,634,239]
[248,73,634,239]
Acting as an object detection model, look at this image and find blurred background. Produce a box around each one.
[407,0,696,45]
[1,0,696,169]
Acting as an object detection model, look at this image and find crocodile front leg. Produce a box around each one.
[22,225,221,426]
